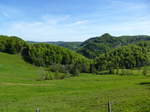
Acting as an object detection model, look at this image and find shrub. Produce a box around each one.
[37,68,71,81]
[37,70,54,81]
[50,64,67,73]
[142,68,148,76]
[70,64,80,76]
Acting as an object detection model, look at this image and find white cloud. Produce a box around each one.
[1,15,90,41]
[65,20,89,28]
[89,16,150,36]
[71,20,88,25]
[1,14,150,41]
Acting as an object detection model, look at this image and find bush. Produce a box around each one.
[70,64,80,76]
[142,68,148,76]
[50,64,67,73]
[37,70,54,81]
[49,64,82,76]
[37,68,71,81]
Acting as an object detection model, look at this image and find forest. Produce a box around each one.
[76,33,150,58]
[1,34,150,78]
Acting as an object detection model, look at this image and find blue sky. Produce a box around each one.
[0,0,150,41]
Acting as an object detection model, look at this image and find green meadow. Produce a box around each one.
[0,52,150,112]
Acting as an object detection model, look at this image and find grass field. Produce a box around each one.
[0,52,150,112]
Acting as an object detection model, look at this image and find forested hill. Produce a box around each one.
[49,42,82,50]
[28,41,82,50]
[1,34,150,74]
[28,34,150,59]
[95,41,150,71]
[0,35,91,73]
[78,33,150,58]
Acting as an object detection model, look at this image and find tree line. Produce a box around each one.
[1,35,150,77]
[78,33,150,59]
[0,35,92,76]
[95,42,150,71]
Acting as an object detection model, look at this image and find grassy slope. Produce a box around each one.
[0,52,150,112]
[0,52,39,83]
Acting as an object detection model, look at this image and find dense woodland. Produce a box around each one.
[95,43,150,71]
[0,35,91,76]
[1,34,150,77]
[78,33,150,58]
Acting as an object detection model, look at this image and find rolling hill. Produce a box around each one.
[28,41,82,50]
[78,33,150,58]
[27,34,150,60]
[0,52,150,112]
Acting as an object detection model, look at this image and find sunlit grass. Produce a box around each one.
[0,52,150,112]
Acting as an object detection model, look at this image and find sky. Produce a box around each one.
[0,0,150,41]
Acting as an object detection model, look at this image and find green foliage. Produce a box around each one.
[142,67,148,76]
[48,41,82,50]
[38,71,54,80]
[37,70,70,80]
[90,64,97,73]
[49,63,91,76]
[0,35,26,54]
[99,68,149,76]
[2,34,150,76]
[21,43,91,68]
[95,44,149,71]
[78,33,150,58]
[49,64,68,73]
[69,64,80,76]
[0,35,91,74]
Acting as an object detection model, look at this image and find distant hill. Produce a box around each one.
[28,41,82,50]
[47,41,82,50]
[77,33,150,58]
[28,34,150,59]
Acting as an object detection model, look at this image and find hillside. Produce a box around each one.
[2,34,150,74]
[47,41,82,50]
[0,52,39,82]
[28,41,82,50]
[0,35,91,74]
[0,52,150,112]
[95,43,150,71]
[78,33,150,58]
[28,34,150,59]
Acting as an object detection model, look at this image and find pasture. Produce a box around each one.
[0,52,150,112]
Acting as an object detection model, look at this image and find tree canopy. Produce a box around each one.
[95,43,150,71]
[78,33,150,58]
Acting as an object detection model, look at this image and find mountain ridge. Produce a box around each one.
[78,33,150,58]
